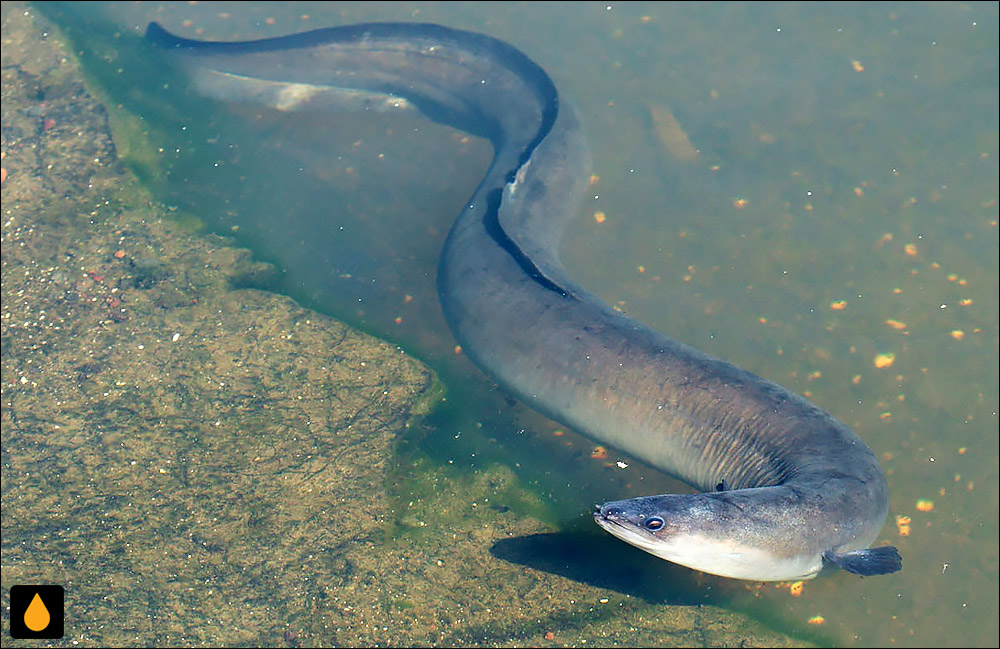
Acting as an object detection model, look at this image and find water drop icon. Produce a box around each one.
[24,592,51,632]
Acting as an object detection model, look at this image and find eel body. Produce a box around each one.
[146,20,901,581]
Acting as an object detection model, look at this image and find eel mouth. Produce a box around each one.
[592,505,648,541]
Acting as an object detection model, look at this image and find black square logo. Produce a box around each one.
[9,585,64,639]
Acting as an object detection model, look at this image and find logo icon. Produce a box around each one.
[9,585,64,639]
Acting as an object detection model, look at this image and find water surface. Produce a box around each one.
[21,1,1000,646]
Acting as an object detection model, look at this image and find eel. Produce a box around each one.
[145,20,901,581]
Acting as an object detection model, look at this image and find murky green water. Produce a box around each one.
[11,1,998,646]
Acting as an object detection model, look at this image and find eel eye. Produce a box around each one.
[644,516,664,531]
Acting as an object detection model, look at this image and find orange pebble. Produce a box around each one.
[874,353,895,369]
[895,514,911,536]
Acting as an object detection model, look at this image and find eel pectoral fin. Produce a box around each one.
[823,546,902,576]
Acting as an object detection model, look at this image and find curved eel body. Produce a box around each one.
[147,21,901,581]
